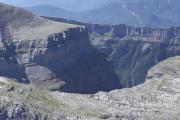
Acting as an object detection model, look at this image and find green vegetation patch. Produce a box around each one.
[26,89,64,109]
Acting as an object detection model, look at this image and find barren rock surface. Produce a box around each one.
[0,56,180,120]
[50,56,180,120]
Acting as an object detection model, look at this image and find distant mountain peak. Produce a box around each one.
[25,0,180,27]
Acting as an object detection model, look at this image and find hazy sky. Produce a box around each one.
[0,0,117,11]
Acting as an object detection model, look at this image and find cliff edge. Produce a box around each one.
[0,3,121,93]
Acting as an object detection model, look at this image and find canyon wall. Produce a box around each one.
[88,24,180,87]
[0,26,121,93]
[0,3,121,94]
[43,17,180,88]
[1,3,180,93]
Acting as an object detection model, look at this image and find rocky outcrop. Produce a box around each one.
[0,3,121,93]
[0,77,67,120]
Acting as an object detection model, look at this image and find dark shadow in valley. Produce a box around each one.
[33,27,121,94]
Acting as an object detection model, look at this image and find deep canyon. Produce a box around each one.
[1,4,180,94]
[0,2,180,120]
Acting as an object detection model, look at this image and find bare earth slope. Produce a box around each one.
[0,56,180,120]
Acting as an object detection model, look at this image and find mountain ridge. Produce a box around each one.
[26,0,180,27]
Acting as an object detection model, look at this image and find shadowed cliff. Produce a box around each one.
[0,3,121,94]
[45,17,180,88]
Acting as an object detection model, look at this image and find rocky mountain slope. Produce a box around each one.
[0,56,180,120]
[1,1,180,93]
[0,3,121,93]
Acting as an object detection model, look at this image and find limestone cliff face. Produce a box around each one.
[88,24,180,87]
[44,17,180,88]
[0,26,27,82]
[31,27,120,93]
[1,3,180,93]
[0,3,120,93]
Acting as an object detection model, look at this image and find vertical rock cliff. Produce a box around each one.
[89,24,180,87]
[43,17,180,88]
[0,3,121,93]
[32,27,120,93]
